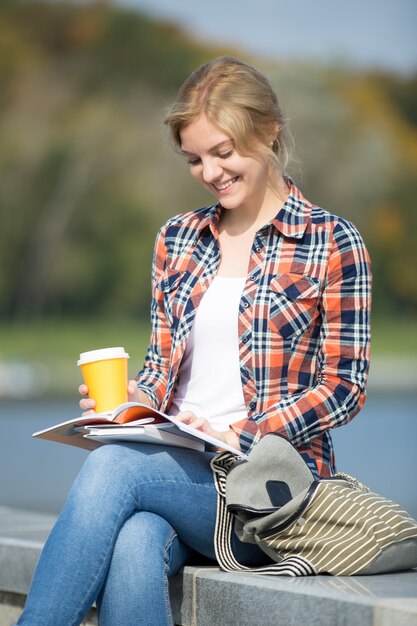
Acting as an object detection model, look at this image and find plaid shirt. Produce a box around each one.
[136,179,372,477]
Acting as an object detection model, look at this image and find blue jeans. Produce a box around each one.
[17,443,268,626]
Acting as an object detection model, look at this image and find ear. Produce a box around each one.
[268,122,280,143]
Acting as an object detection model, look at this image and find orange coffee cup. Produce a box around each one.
[78,347,130,414]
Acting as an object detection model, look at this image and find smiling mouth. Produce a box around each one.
[214,176,239,191]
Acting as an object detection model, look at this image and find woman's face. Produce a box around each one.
[179,114,272,213]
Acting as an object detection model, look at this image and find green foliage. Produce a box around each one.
[0,0,213,319]
[0,317,152,396]
[0,0,416,322]
[372,73,417,128]
[0,317,151,362]
[0,316,415,397]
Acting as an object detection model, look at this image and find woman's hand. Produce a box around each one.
[79,379,152,415]
[174,411,241,450]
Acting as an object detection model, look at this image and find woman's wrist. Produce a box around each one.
[136,389,153,407]
[224,427,240,450]
[129,380,153,407]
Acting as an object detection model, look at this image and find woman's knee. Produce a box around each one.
[111,511,176,565]
[97,512,187,625]
[64,445,141,516]
[83,443,132,474]
[100,512,189,602]
[75,444,142,490]
[103,511,191,587]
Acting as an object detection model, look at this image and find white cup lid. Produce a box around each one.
[77,347,130,366]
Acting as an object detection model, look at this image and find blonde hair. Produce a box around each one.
[163,56,293,173]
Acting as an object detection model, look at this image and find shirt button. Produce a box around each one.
[242,301,249,308]
[249,401,256,411]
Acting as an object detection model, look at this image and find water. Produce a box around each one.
[1,393,416,518]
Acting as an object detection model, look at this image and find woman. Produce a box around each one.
[16,56,371,625]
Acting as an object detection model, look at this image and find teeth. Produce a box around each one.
[216,177,238,191]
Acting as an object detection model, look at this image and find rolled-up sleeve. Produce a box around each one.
[135,226,172,408]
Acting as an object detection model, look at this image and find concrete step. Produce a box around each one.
[1,505,416,626]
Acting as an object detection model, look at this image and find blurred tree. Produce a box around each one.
[0,1,416,321]
[0,0,211,319]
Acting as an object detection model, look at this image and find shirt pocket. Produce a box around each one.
[268,273,321,339]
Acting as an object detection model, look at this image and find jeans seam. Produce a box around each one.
[163,530,178,626]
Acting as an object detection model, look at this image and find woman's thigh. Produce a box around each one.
[80,443,218,558]
[80,442,270,566]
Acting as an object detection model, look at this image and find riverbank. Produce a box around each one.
[1,354,416,399]
[0,317,416,397]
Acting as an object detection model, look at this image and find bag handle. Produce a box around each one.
[210,452,317,577]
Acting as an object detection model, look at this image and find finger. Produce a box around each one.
[79,384,89,396]
[175,411,197,424]
[81,409,96,416]
[189,417,207,430]
[177,413,208,431]
[127,379,139,401]
[80,398,96,411]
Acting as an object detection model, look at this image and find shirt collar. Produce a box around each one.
[270,177,312,239]
[196,177,312,240]
[196,203,222,238]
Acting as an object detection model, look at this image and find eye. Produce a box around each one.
[186,157,201,166]
[218,150,233,159]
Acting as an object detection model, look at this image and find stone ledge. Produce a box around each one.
[0,591,97,626]
[1,506,417,626]
[172,567,417,626]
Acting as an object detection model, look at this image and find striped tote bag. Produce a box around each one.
[211,433,417,576]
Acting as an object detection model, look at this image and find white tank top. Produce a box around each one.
[168,276,248,432]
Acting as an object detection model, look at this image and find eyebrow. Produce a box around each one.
[180,139,233,156]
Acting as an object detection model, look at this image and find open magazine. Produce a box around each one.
[32,401,245,456]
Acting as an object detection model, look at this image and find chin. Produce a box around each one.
[218,196,243,210]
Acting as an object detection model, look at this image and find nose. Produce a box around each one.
[201,158,222,183]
